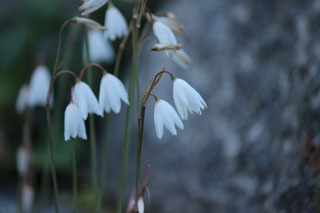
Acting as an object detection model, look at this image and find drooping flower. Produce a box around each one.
[99,72,129,114]
[79,0,108,16]
[104,5,128,41]
[72,81,102,120]
[71,17,107,31]
[153,12,184,34]
[152,21,192,68]
[16,146,30,176]
[28,65,53,107]
[154,98,184,139]
[152,21,177,57]
[16,84,29,113]
[64,102,87,141]
[173,77,207,120]
[83,29,115,64]
[138,197,144,213]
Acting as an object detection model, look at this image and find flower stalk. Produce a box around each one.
[84,27,99,212]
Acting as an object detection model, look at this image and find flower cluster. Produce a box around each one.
[152,74,206,139]
[64,73,129,141]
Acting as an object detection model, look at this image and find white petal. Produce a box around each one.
[28,65,53,107]
[16,84,29,114]
[83,30,115,64]
[172,50,192,69]
[173,78,206,119]
[105,6,128,41]
[138,198,144,213]
[64,103,87,141]
[154,99,183,139]
[154,102,164,139]
[79,0,108,15]
[99,73,129,114]
[73,81,102,119]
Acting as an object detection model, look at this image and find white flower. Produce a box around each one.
[28,65,53,107]
[83,29,115,64]
[16,146,30,176]
[104,5,128,41]
[173,78,207,120]
[154,99,184,139]
[79,0,108,16]
[64,102,87,141]
[22,184,34,212]
[99,73,129,114]
[138,197,144,213]
[154,13,184,34]
[72,81,102,120]
[152,21,177,57]
[71,17,107,30]
[16,84,29,113]
[172,50,192,69]
[152,21,192,68]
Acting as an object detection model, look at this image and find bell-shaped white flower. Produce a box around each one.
[28,65,53,107]
[104,5,128,41]
[72,81,102,120]
[99,72,129,114]
[173,78,207,120]
[138,197,144,213]
[64,102,87,141]
[154,13,184,34]
[152,21,177,57]
[154,98,184,139]
[79,0,108,16]
[16,84,29,114]
[83,29,115,64]
[152,21,192,68]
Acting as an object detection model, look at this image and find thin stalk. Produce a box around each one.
[72,142,78,213]
[117,62,136,213]
[84,27,98,212]
[45,106,60,213]
[97,115,111,211]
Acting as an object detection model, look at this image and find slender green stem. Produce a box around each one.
[84,27,99,212]
[117,60,136,213]
[45,106,60,213]
[97,115,111,211]
[72,142,78,213]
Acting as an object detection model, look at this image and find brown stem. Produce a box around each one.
[79,63,106,80]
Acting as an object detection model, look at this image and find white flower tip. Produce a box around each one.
[138,197,144,213]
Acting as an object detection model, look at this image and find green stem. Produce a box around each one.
[72,142,78,213]
[117,62,136,213]
[97,115,111,211]
[85,27,98,212]
[45,107,60,213]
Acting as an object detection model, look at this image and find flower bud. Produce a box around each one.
[71,17,107,31]
[152,43,183,51]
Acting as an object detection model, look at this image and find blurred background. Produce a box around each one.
[1,0,320,212]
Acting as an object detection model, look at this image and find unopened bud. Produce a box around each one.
[71,17,107,31]
[152,43,183,51]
